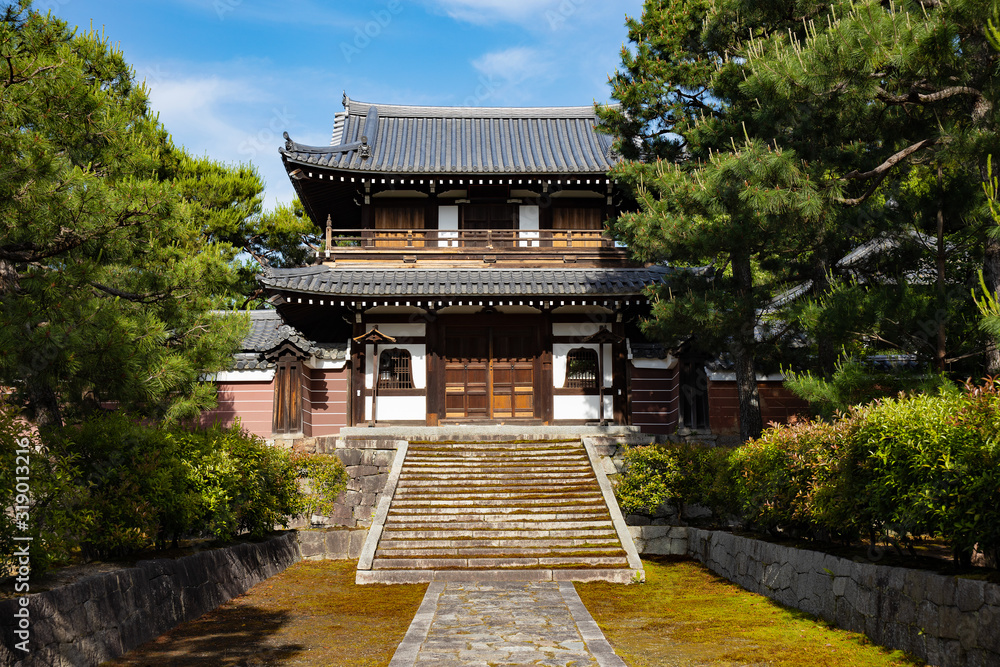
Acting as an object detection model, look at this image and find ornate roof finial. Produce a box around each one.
[283,131,293,150]
[342,91,349,109]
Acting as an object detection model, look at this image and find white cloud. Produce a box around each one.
[472,47,548,85]
[425,0,562,26]
[142,68,302,205]
[170,0,356,29]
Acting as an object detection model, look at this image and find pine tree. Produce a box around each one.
[600,0,999,434]
[0,2,313,425]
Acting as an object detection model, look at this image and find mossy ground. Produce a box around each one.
[104,559,427,667]
[576,556,926,667]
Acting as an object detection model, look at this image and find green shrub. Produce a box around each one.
[614,382,1000,564]
[851,385,1000,564]
[616,445,682,515]
[0,401,86,574]
[731,418,860,540]
[671,443,739,519]
[36,415,307,561]
[292,452,349,518]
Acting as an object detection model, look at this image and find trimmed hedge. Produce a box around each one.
[616,382,1000,566]
[1,407,347,574]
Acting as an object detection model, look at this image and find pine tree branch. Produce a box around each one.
[89,282,171,304]
[836,138,938,206]
[876,85,983,107]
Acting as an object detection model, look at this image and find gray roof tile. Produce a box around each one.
[281,97,618,175]
[230,311,348,371]
[261,266,670,299]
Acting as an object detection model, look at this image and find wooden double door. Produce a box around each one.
[443,324,539,420]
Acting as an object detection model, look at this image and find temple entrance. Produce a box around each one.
[443,324,538,420]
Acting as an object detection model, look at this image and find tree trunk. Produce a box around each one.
[985,235,1000,375]
[935,165,947,373]
[811,241,835,373]
[27,380,63,429]
[732,250,763,441]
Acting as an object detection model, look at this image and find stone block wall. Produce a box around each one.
[296,529,368,561]
[628,526,1000,667]
[0,532,301,667]
[290,436,402,528]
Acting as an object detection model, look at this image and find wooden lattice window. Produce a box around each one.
[566,348,599,389]
[378,349,414,390]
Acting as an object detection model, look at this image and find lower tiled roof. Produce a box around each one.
[261,266,671,298]
[230,311,348,371]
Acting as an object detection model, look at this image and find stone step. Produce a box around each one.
[389,503,610,521]
[409,440,583,452]
[377,546,626,558]
[401,461,592,471]
[399,472,595,482]
[396,478,600,488]
[381,529,618,540]
[371,555,629,570]
[385,512,608,523]
[390,497,605,507]
[382,521,614,537]
[377,537,622,549]
[405,453,586,461]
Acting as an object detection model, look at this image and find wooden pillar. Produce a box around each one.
[613,318,627,425]
[540,307,554,425]
[425,314,441,426]
[351,314,365,427]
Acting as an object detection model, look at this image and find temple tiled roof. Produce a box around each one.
[280,96,619,175]
[231,311,348,370]
[260,266,671,298]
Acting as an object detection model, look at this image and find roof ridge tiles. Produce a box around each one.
[345,100,603,120]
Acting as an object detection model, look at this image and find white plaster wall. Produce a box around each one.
[206,370,276,382]
[552,343,613,389]
[519,205,540,247]
[631,356,678,370]
[369,323,426,338]
[365,343,427,389]
[553,322,610,337]
[439,205,458,247]
[554,395,614,420]
[365,395,427,421]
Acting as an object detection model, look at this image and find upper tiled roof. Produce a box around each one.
[261,266,670,298]
[281,95,619,175]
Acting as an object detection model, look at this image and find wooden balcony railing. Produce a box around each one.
[320,228,619,253]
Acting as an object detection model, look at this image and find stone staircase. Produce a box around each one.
[356,439,642,584]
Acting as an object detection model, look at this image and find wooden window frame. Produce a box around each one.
[377,348,419,396]
[564,347,600,394]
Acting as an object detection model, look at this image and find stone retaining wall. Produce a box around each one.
[293,436,402,528]
[0,528,373,667]
[0,532,301,667]
[628,526,1000,667]
[297,528,368,561]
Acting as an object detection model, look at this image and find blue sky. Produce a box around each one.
[43,0,645,207]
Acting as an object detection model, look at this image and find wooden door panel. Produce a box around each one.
[442,324,539,420]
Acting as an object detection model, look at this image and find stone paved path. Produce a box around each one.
[388,581,626,667]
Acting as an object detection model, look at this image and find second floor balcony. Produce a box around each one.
[316,228,633,266]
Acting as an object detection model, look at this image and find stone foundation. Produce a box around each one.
[629,526,1000,667]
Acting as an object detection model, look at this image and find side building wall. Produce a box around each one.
[707,379,811,435]
[303,366,350,437]
[629,362,680,435]
[201,375,275,440]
